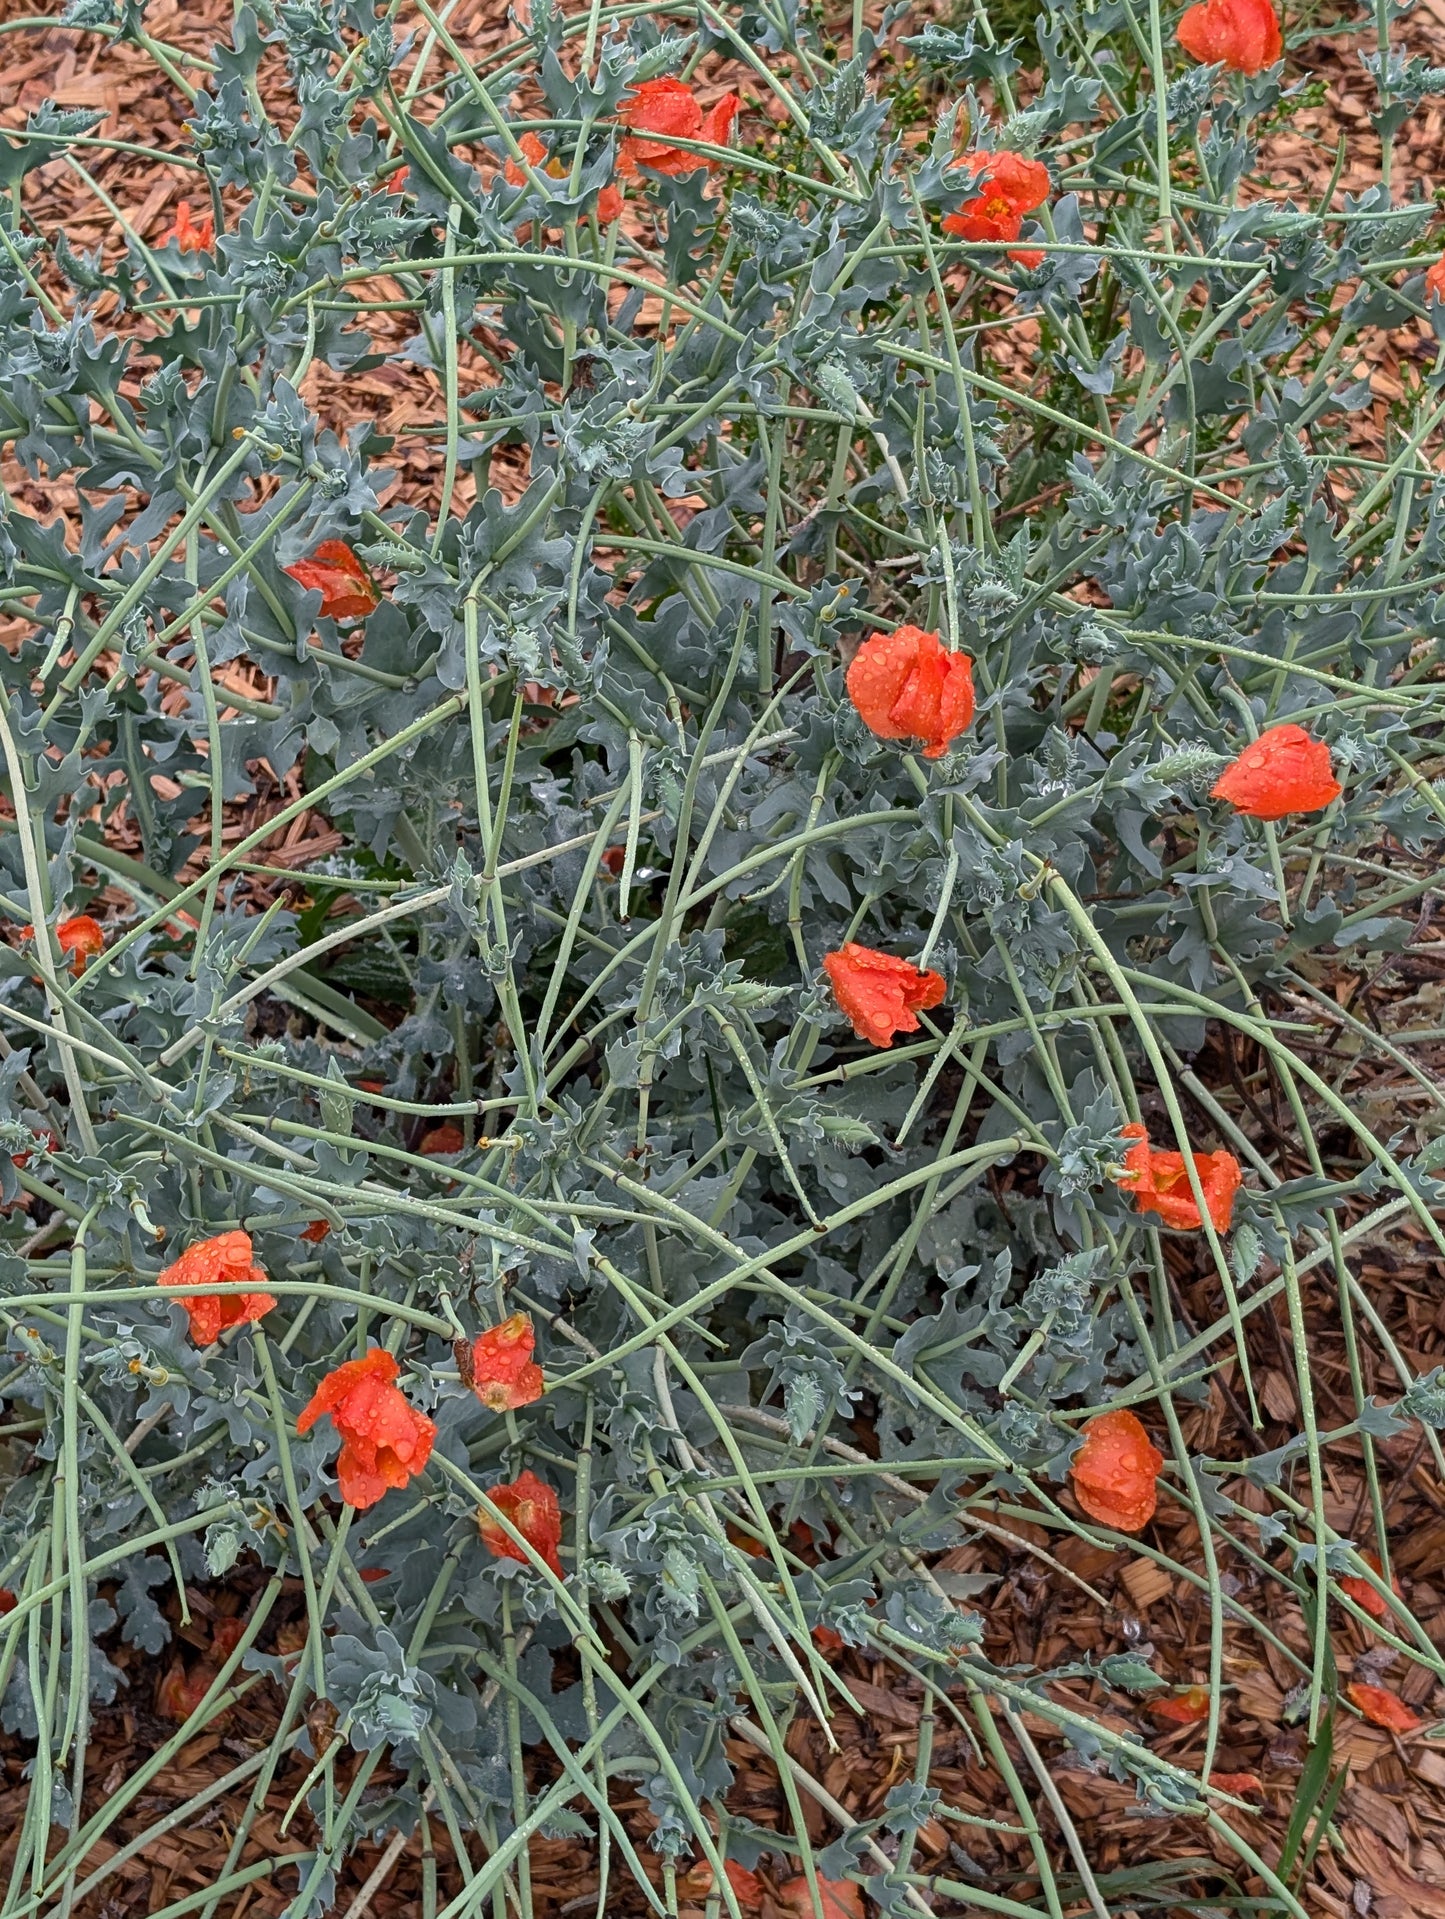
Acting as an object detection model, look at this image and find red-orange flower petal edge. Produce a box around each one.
[297,1347,436,1510]
[504,129,623,222]
[680,1861,764,1909]
[1347,1681,1420,1733]
[942,150,1051,257]
[504,129,548,185]
[1211,1772,1264,1801]
[723,1862,764,1909]
[283,541,380,621]
[297,1347,397,1428]
[165,201,215,252]
[57,915,104,972]
[470,1313,546,1412]
[300,1219,331,1244]
[846,625,975,758]
[1116,1121,1242,1233]
[616,77,741,180]
[1176,0,1282,72]
[25,916,105,975]
[1209,723,1341,821]
[478,1468,564,1575]
[1150,1684,1211,1723]
[158,1230,276,1346]
[823,942,946,1049]
[1070,1408,1163,1533]
[420,1120,465,1156]
[776,1876,865,1919]
[211,1616,245,1661]
[157,1659,215,1721]
[1340,1548,1398,1621]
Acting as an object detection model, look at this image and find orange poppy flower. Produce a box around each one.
[468,1313,545,1412]
[504,129,623,222]
[846,625,976,759]
[725,1518,769,1556]
[943,150,1050,265]
[823,942,946,1048]
[24,915,105,975]
[157,1658,215,1720]
[283,541,380,621]
[1211,1771,1263,1801]
[1209,723,1340,821]
[727,1862,766,1907]
[812,1623,846,1657]
[158,1230,277,1346]
[211,1616,246,1661]
[1347,1681,1420,1733]
[164,201,215,252]
[776,1876,864,1919]
[1177,0,1282,70]
[1070,1408,1163,1533]
[1116,1122,1242,1233]
[299,1220,331,1244]
[296,1348,437,1510]
[58,915,105,970]
[615,77,741,180]
[1426,257,1445,305]
[478,1468,564,1575]
[419,1121,465,1156]
[680,1859,765,1907]
[1150,1685,1210,1723]
[1340,1549,1399,1621]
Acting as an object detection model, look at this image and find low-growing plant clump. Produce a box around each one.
[2,0,1445,1908]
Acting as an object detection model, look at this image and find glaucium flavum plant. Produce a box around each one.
[0,0,1441,1907]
